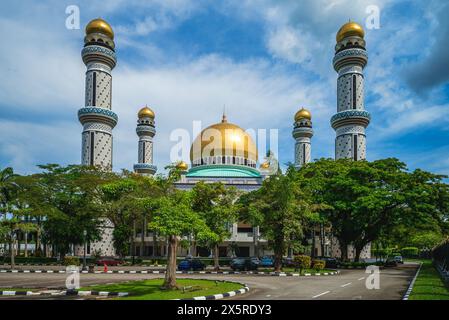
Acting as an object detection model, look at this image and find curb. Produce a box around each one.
[0,269,339,276]
[174,281,250,300]
[0,289,129,297]
[403,262,422,300]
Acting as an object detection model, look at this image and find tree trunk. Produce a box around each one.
[320,224,325,257]
[311,228,316,259]
[274,251,283,272]
[140,219,145,257]
[17,234,21,257]
[10,239,15,269]
[35,230,42,257]
[354,244,365,262]
[213,244,220,271]
[163,235,178,289]
[192,240,197,257]
[24,232,28,258]
[340,243,348,262]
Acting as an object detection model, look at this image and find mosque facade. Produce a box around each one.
[76,19,371,260]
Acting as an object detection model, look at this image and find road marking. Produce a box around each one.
[358,277,365,281]
[341,282,352,287]
[266,295,271,297]
[312,291,330,299]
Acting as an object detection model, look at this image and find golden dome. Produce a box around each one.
[336,21,364,42]
[260,162,270,169]
[294,108,312,121]
[138,106,155,119]
[86,18,114,40]
[176,161,188,171]
[190,115,258,163]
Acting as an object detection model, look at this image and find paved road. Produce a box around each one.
[0,263,418,300]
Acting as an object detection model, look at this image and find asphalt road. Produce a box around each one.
[0,262,418,300]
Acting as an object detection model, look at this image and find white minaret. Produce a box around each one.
[292,108,313,168]
[78,18,117,170]
[133,106,157,175]
[331,21,370,160]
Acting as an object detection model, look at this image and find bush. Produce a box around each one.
[63,256,80,266]
[401,247,419,258]
[0,257,58,264]
[293,255,311,272]
[312,260,325,271]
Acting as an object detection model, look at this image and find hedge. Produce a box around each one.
[401,247,419,258]
[294,255,311,271]
[0,257,58,264]
[312,259,325,271]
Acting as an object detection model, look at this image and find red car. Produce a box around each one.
[96,258,123,266]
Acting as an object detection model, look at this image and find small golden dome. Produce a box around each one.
[336,21,364,42]
[176,161,188,171]
[260,162,270,169]
[138,106,155,119]
[294,108,312,121]
[86,18,114,40]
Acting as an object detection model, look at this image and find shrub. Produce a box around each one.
[63,256,80,266]
[401,247,419,258]
[0,257,58,264]
[312,259,325,271]
[293,255,311,272]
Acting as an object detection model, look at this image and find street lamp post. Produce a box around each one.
[83,230,87,271]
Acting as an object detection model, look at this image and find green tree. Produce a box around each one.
[146,190,215,289]
[30,164,113,259]
[239,167,314,272]
[0,167,19,258]
[191,182,239,270]
[298,158,449,261]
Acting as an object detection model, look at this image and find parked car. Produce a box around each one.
[393,256,404,264]
[177,258,205,271]
[230,258,258,271]
[250,257,260,266]
[384,257,398,267]
[282,257,295,268]
[259,256,274,268]
[96,257,124,266]
[316,257,339,269]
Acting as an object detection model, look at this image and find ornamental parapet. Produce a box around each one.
[133,163,157,174]
[136,125,156,136]
[333,48,368,71]
[292,126,314,139]
[78,107,118,128]
[330,110,370,129]
[82,45,117,69]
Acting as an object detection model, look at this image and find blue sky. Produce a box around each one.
[1,0,449,177]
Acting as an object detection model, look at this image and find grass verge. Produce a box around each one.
[408,260,449,300]
[81,278,244,300]
[257,268,334,274]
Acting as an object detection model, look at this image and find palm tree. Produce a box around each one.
[0,167,19,215]
[0,167,19,258]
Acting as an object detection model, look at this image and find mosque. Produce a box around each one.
[75,18,371,260]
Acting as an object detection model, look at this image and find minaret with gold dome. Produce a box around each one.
[78,18,117,170]
[292,108,313,168]
[331,21,370,160]
[134,106,157,175]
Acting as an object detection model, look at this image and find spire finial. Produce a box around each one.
[222,105,227,123]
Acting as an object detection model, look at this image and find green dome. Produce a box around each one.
[186,164,261,178]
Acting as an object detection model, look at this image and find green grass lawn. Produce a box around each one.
[408,260,449,300]
[81,279,244,300]
[257,267,334,274]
